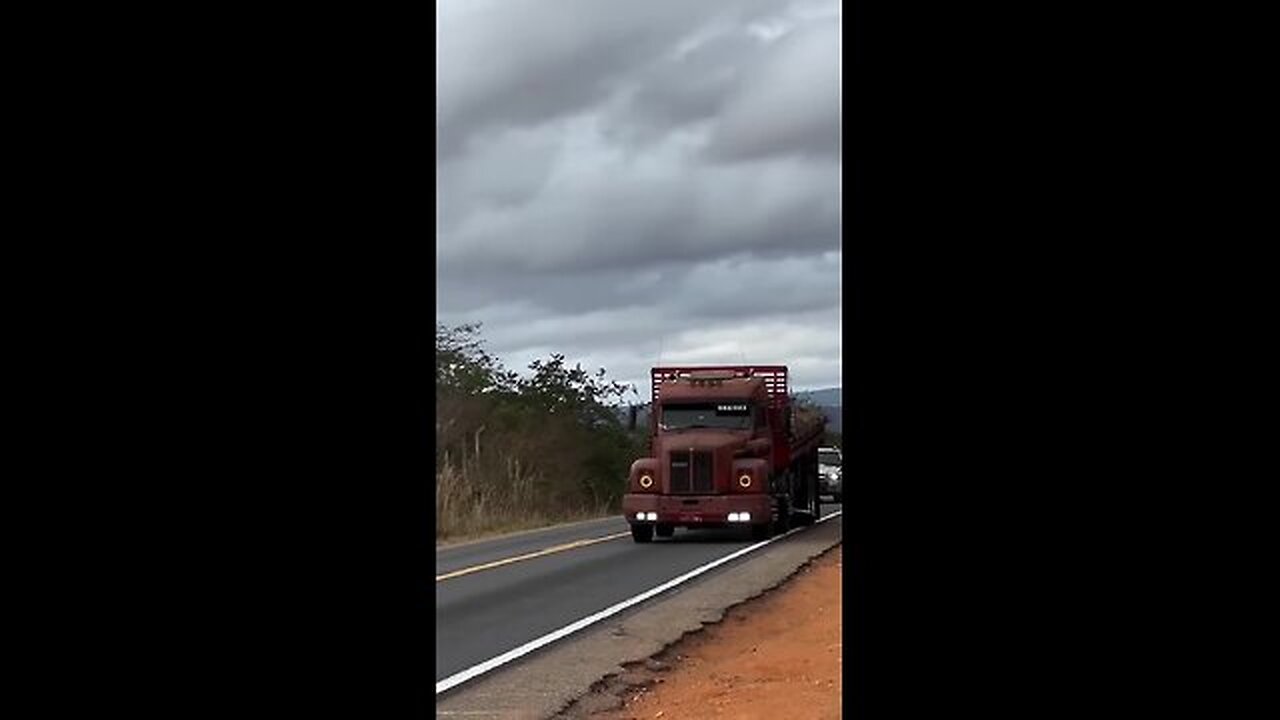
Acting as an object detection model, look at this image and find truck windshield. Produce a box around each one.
[819,451,841,466]
[660,402,753,431]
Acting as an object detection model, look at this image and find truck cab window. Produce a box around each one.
[660,402,753,431]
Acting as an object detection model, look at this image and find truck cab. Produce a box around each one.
[623,366,823,543]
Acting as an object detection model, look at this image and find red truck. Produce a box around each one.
[622,365,826,543]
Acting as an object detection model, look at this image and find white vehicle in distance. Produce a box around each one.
[818,446,843,503]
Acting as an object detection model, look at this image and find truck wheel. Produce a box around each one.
[631,524,654,543]
[802,476,819,521]
[774,498,791,533]
[655,523,674,538]
[750,522,772,541]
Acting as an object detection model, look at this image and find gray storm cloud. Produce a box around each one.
[437,0,842,394]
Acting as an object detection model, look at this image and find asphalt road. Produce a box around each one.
[435,502,843,683]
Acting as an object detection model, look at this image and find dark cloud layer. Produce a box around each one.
[438,0,841,394]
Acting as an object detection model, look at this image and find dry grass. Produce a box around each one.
[435,449,612,543]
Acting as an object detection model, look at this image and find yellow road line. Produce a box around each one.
[435,531,631,582]
[435,515,618,551]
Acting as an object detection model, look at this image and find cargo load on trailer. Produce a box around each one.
[622,366,827,543]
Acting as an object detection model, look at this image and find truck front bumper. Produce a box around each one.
[622,494,772,526]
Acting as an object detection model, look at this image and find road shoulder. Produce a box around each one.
[574,545,842,719]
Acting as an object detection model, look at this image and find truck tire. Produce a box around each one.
[631,524,654,543]
[792,474,818,526]
[774,497,792,533]
[655,523,674,538]
[791,488,815,526]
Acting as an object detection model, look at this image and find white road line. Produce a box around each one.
[435,509,842,695]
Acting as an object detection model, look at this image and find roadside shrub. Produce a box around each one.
[434,323,640,540]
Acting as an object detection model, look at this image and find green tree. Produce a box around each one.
[434,322,642,537]
[513,353,638,508]
[436,322,516,396]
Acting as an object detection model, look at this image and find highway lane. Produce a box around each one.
[435,502,843,683]
[436,515,626,578]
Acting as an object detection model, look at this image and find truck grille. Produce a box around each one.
[669,450,714,494]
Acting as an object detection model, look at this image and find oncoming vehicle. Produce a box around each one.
[818,446,843,503]
[622,365,826,542]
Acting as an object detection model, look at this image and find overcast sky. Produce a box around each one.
[437,0,841,400]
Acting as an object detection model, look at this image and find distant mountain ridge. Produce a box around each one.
[793,387,841,407]
[794,388,840,434]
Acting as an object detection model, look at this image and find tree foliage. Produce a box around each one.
[434,323,641,537]
[436,322,517,396]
